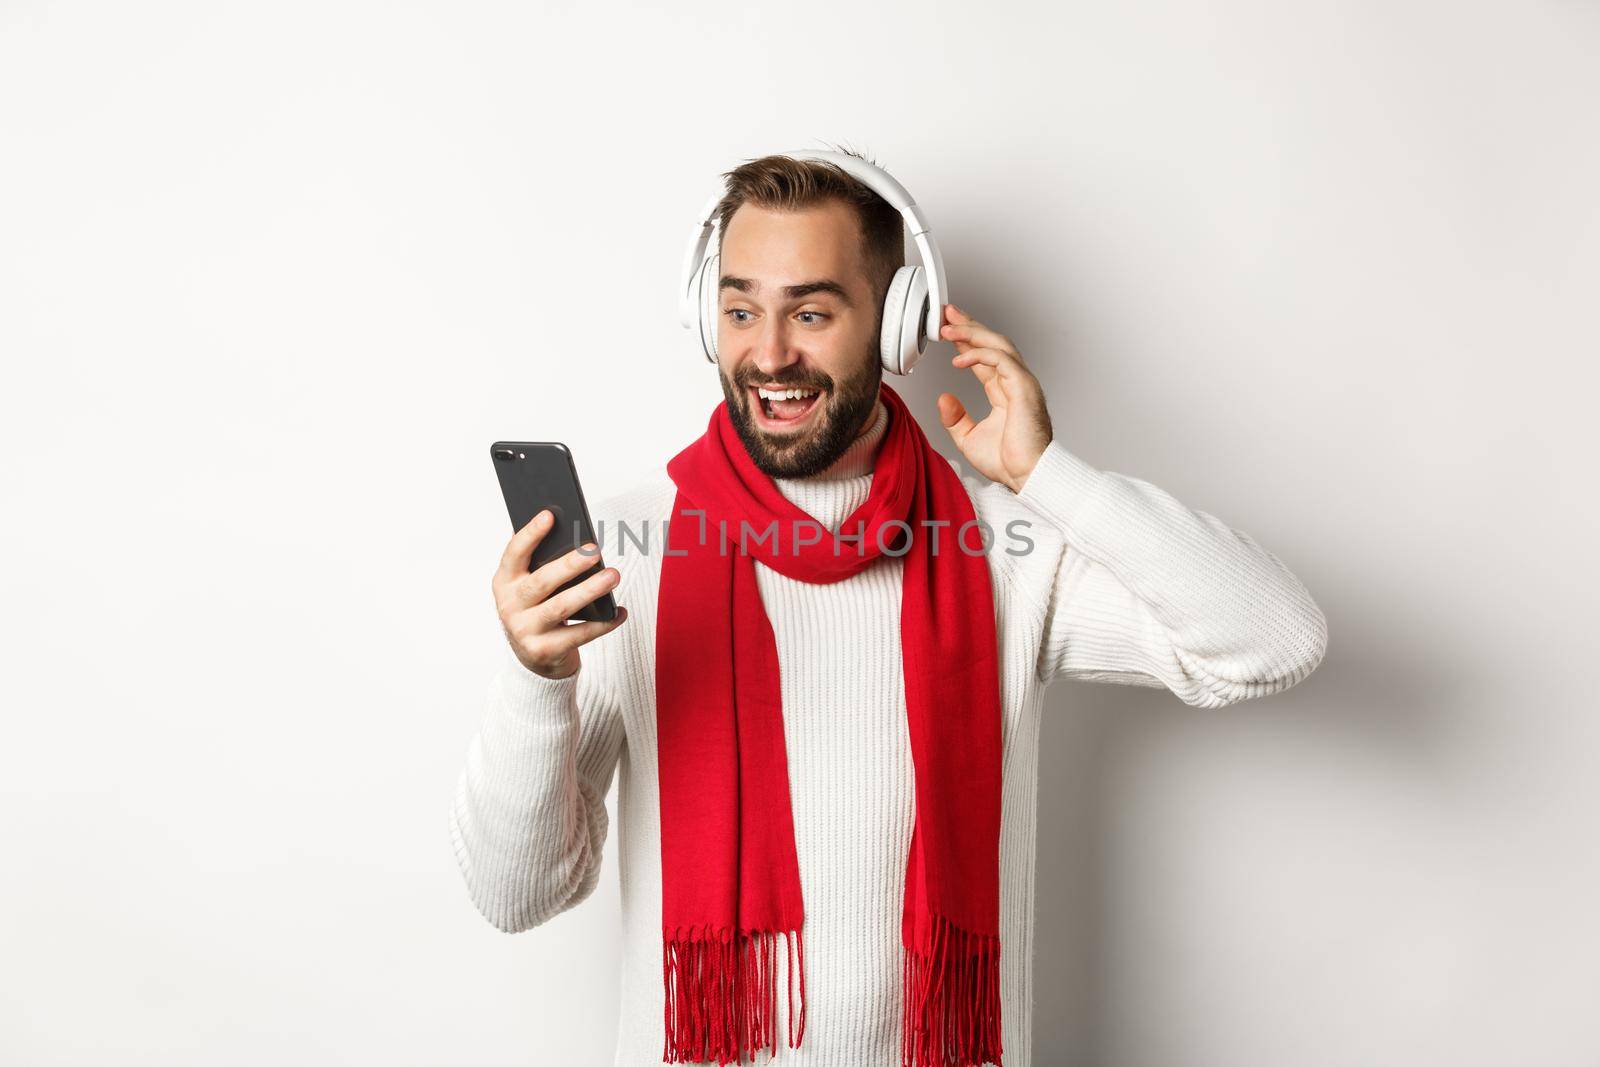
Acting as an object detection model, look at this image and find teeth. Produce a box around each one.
[756,386,820,401]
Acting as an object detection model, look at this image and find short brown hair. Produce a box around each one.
[713,144,906,333]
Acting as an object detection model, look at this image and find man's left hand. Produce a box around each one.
[935,303,1054,494]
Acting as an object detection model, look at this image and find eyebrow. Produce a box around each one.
[719,276,855,308]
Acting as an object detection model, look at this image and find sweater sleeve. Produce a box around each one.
[1013,438,1328,706]
[449,639,626,932]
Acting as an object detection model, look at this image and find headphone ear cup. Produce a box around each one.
[879,265,929,375]
[696,251,720,363]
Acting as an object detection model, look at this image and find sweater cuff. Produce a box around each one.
[1013,437,1116,534]
[494,640,581,718]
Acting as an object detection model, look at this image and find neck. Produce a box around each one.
[768,393,888,530]
[810,392,889,481]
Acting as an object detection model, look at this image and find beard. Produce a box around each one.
[718,343,883,479]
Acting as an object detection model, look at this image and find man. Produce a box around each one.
[450,150,1328,1067]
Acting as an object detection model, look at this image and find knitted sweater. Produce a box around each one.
[449,397,1328,1066]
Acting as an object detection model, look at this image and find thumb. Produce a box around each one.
[937,393,976,445]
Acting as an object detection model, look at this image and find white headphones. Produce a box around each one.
[677,149,949,376]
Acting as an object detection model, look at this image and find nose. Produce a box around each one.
[747,313,801,379]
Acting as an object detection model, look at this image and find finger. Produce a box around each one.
[937,393,977,448]
[505,541,603,610]
[940,321,1019,359]
[941,305,984,354]
[952,345,1027,381]
[956,347,1044,414]
[953,346,1036,406]
[495,508,556,585]
[538,565,622,626]
[940,311,984,353]
[542,605,630,656]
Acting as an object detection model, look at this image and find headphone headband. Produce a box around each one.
[676,150,948,348]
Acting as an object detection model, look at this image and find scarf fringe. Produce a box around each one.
[901,912,1004,1067]
[662,924,806,1064]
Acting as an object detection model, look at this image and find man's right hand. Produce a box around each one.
[493,509,628,680]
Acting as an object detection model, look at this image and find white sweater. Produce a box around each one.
[449,398,1328,1066]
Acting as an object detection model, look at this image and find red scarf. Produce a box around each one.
[655,382,1004,1066]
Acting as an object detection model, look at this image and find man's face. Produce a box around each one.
[715,199,883,479]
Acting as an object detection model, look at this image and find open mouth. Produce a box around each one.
[749,384,824,432]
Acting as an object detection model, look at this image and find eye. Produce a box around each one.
[724,308,753,324]
[797,311,828,325]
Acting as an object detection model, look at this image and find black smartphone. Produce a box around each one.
[490,441,617,624]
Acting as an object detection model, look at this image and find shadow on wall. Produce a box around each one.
[887,292,1467,1064]
[1031,628,1469,1065]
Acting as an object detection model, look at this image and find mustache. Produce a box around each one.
[736,372,832,392]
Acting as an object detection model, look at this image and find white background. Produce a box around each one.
[3,1,1597,1064]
